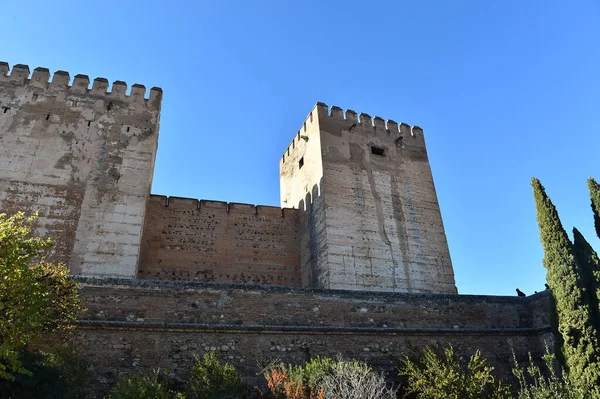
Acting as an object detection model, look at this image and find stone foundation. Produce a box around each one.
[72,277,553,397]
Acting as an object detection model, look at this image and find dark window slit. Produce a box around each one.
[371,146,385,156]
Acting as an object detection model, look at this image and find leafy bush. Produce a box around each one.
[512,348,582,399]
[322,359,397,399]
[399,345,510,399]
[0,212,83,380]
[108,370,183,399]
[264,357,396,399]
[264,357,333,399]
[0,347,92,399]
[185,351,246,399]
[264,365,322,399]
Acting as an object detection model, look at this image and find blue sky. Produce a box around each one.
[2,1,598,295]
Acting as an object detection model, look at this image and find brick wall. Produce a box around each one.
[138,195,302,286]
[73,278,553,397]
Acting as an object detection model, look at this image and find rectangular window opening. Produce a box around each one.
[299,157,304,169]
[371,146,385,156]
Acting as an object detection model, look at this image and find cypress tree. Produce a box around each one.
[531,178,600,396]
[589,178,600,240]
[573,227,600,332]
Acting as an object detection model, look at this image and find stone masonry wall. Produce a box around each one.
[279,104,328,288]
[72,278,552,397]
[138,195,301,286]
[315,103,456,293]
[0,63,161,277]
[280,102,456,293]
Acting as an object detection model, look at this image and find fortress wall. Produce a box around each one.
[72,278,553,397]
[279,105,328,288]
[315,104,456,293]
[0,63,161,277]
[138,195,301,286]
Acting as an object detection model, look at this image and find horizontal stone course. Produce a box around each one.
[73,278,553,397]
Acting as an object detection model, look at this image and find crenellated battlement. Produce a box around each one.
[0,61,162,279]
[281,102,426,162]
[1,57,452,294]
[149,194,298,217]
[0,62,162,109]
[279,101,452,293]
[315,102,423,137]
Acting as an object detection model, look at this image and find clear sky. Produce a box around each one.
[1,1,598,296]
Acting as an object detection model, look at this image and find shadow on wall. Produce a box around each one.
[297,177,325,289]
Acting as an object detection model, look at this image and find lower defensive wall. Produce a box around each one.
[72,277,553,397]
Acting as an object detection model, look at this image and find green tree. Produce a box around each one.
[512,346,582,399]
[573,227,600,331]
[399,345,509,399]
[0,212,82,380]
[589,178,600,240]
[531,178,600,396]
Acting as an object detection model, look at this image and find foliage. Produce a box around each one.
[588,178,600,240]
[185,351,246,399]
[108,370,184,399]
[512,347,582,399]
[0,347,92,399]
[531,178,600,396]
[399,345,510,399]
[264,357,395,399]
[322,359,397,399]
[573,227,600,331]
[0,212,83,380]
[264,367,319,399]
[264,357,333,399]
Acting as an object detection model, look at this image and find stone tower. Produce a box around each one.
[0,63,162,278]
[280,103,457,293]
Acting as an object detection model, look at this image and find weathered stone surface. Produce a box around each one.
[138,196,301,286]
[72,278,553,397]
[0,62,556,399]
[280,104,456,293]
[0,64,161,277]
[1,58,456,293]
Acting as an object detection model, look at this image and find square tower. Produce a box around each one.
[0,63,161,278]
[280,103,457,293]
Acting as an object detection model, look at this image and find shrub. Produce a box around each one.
[0,347,92,399]
[512,348,582,399]
[108,370,183,399]
[322,359,397,399]
[264,357,396,399]
[399,345,510,399]
[264,357,333,399]
[264,365,323,399]
[0,212,83,380]
[185,351,246,399]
